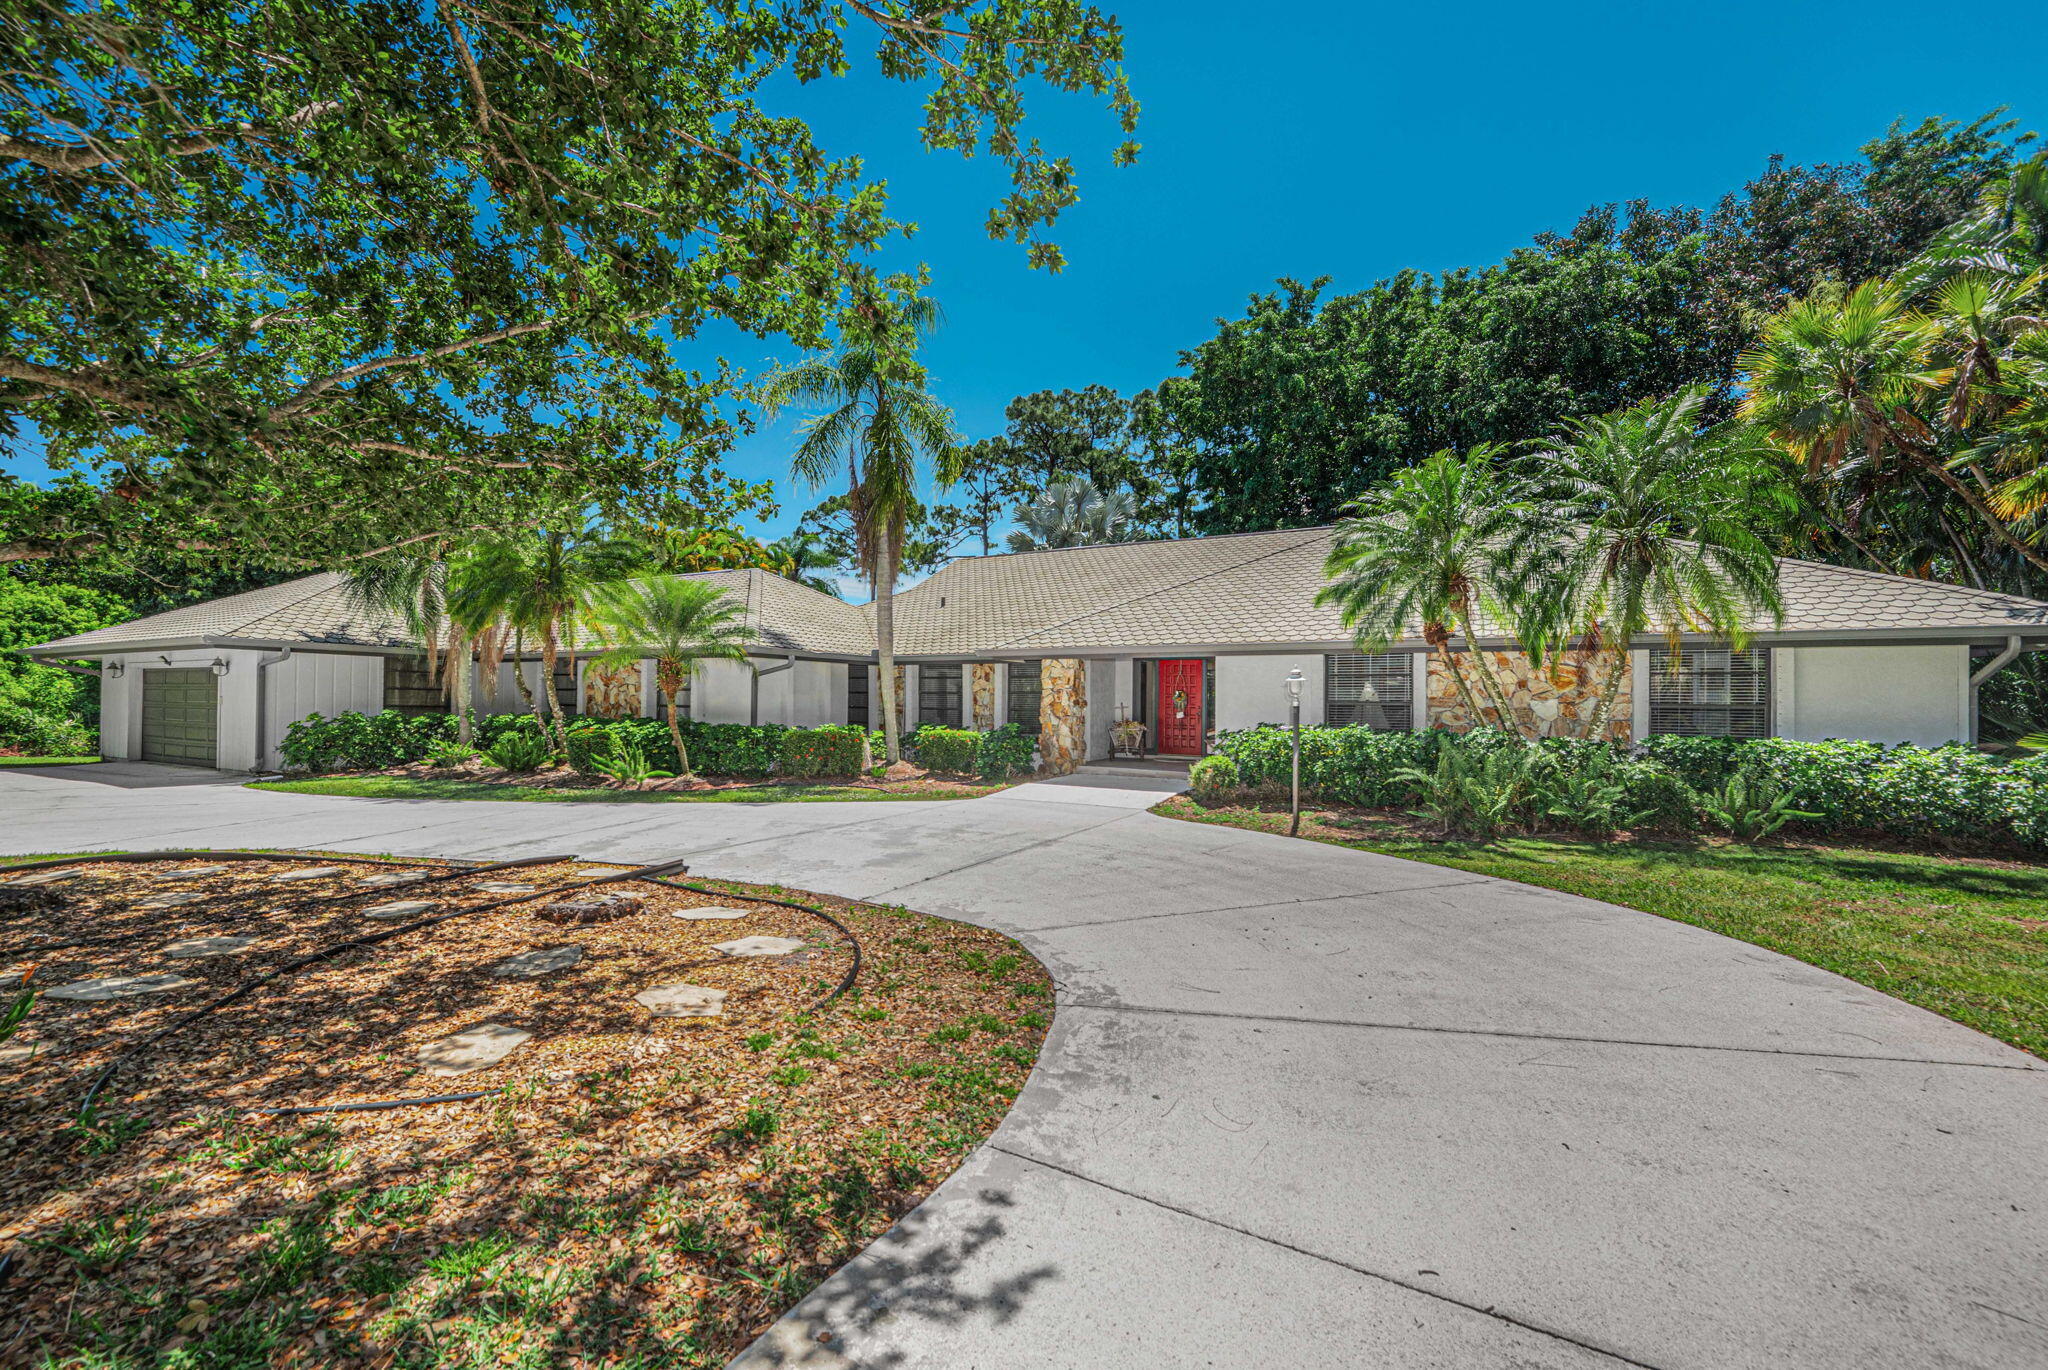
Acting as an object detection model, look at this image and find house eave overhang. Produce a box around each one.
[19,634,420,660]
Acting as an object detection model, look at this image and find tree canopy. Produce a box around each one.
[0,0,1139,567]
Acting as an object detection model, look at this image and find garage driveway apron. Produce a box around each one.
[4,763,2045,1368]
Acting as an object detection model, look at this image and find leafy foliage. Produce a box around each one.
[1,0,1138,567]
[908,726,980,776]
[778,725,873,779]
[975,723,1038,781]
[278,708,455,773]
[485,729,551,773]
[1187,753,1239,802]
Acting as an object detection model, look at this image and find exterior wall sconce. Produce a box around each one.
[106,662,125,678]
[210,658,231,677]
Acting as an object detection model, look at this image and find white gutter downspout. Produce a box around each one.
[252,646,294,771]
[1968,635,2024,744]
[750,654,797,725]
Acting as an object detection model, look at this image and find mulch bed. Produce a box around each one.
[0,854,1051,1367]
[362,758,999,796]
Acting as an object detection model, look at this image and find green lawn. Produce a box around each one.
[1155,797,2048,1060]
[250,775,1002,803]
[0,755,101,767]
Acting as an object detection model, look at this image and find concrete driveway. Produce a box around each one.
[4,762,2046,1368]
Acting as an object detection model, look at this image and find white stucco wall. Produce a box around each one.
[261,651,383,769]
[480,661,548,716]
[1773,644,1970,748]
[690,658,755,724]
[1214,654,1326,733]
[100,647,383,771]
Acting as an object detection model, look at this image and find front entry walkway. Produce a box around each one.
[3,765,2044,1368]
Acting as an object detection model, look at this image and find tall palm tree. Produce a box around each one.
[762,301,958,763]
[1004,477,1138,552]
[341,555,476,745]
[1524,388,1787,739]
[583,576,756,776]
[1738,280,2048,574]
[451,526,646,752]
[1318,446,1534,732]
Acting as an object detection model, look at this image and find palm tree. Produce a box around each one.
[762,301,958,763]
[1318,445,1534,732]
[1738,280,2048,574]
[583,576,756,776]
[451,526,646,752]
[763,530,843,596]
[1524,388,1787,739]
[341,555,476,745]
[1004,477,1138,552]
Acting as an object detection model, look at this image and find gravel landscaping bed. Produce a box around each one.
[0,853,1051,1366]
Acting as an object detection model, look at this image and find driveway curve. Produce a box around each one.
[4,763,2045,1368]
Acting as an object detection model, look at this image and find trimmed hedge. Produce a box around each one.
[780,724,873,778]
[908,725,980,776]
[1210,725,2048,851]
[280,709,458,772]
[564,719,789,777]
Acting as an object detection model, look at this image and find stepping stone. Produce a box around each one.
[359,870,429,888]
[475,882,536,894]
[5,870,81,887]
[162,935,257,958]
[138,891,206,910]
[363,900,437,921]
[44,973,198,1001]
[635,983,727,1018]
[269,867,344,882]
[416,1023,530,1077]
[672,905,749,921]
[489,946,584,979]
[712,936,805,958]
[578,866,638,876]
[155,865,229,881]
[0,1038,65,1064]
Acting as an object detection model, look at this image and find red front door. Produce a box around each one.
[1156,659,1205,755]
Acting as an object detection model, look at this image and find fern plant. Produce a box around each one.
[1396,745,1535,841]
[486,730,550,773]
[1702,769,1818,842]
[592,737,675,790]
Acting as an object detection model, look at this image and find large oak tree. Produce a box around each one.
[0,0,1139,567]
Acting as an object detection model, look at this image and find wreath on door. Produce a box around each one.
[1171,687,1188,718]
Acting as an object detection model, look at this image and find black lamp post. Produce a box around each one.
[1285,667,1304,836]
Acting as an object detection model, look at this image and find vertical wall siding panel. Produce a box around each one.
[264,653,386,768]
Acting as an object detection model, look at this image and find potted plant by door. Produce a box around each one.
[1110,710,1148,758]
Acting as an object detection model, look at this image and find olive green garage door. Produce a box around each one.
[140,667,219,767]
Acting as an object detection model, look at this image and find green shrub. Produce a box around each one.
[279,709,455,773]
[486,729,549,772]
[910,726,980,775]
[423,737,480,768]
[0,702,94,757]
[590,734,674,788]
[779,725,871,778]
[1396,743,1538,841]
[976,723,1037,780]
[688,722,787,776]
[1187,754,1239,803]
[1635,735,1745,791]
[1529,747,1631,839]
[1701,767,1819,842]
[1615,760,1699,833]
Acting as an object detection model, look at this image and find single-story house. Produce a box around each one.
[22,527,2048,771]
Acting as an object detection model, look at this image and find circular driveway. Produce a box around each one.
[5,763,2046,1368]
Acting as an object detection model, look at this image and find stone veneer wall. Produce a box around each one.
[970,663,998,730]
[891,665,907,732]
[582,662,642,719]
[1038,659,1087,774]
[1425,650,1631,741]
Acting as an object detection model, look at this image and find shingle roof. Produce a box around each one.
[25,568,874,659]
[891,527,2048,654]
[24,573,417,654]
[25,531,2048,661]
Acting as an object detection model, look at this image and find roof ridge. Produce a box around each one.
[917,522,1331,578]
[994,527,1329,649]
[1775,553,2048,607]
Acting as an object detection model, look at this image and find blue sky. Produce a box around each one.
[8,0,2046,562]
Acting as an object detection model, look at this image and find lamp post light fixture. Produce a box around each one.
[1285,667,1305,836]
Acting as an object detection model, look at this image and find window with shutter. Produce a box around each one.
[918,664,964,728]
[847,665,868,727]
[1324,653,1414,731]
[1006,660,1041,735]
[1646,647,1771,738]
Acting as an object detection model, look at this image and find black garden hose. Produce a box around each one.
[0,853,577,960]
[75,857,690,1119]
[654,876,864,1008]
